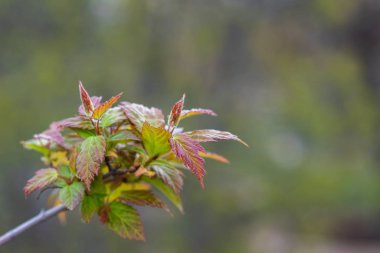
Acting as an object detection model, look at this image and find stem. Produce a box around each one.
[143,154,159,167]
[96,119,100,135]
[0,205,67,246]
[102,166,139,181]
[105,156,114,173]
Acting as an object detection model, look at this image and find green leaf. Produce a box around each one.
[76,136,106,189]
[108,131,138,142]
[55,178,67,188]
[21,139,50,156]
[106,202,145,240]
[150,160,183,194]
[59,181,85,210]
[141,122,171,157]
[70,128,96,139]
[57,165,75,180]
[170,133,206,188]
[119,190,168,211]
[90,176,107,194]
[123,145,146,155]
[100,107,126,128]
[144,177,183,213]
[81,194,103,223]
[24,168,58,197]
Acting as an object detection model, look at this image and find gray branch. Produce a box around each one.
[0,204,67,246]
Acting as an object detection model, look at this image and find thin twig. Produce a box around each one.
[36,186,60,200]
[105,156,115,173]
[102,165,140,182]
[0,204,67,246]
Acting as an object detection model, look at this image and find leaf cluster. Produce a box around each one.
[23,82,247,240]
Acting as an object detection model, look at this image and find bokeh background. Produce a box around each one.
[1,0,380,252]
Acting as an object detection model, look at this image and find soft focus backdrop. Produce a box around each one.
[1,1,380,252]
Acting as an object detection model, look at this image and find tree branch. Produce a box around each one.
[0,204,67,246]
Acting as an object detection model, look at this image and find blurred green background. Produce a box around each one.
[1,0,380,252]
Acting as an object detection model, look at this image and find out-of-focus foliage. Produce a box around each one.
[1,0,380,252]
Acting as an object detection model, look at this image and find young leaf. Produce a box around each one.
[21,139,50,156]
[79,81,94,116]
[100,107,126,128]
[144,177,183,213]
[120,102,165,131]
[89,176,107,195]
[119,190,168,210]
[58,116,93,130]
[70,128,96,139]
[50,151,70,167]
[141,122,171,157]
[55,178,68,188]
[123,145,146,155]
[24,168,58,197]
[150,160,183,194]
[57,165,75,180]
[92,93,123,119]
[186,129,248,147]
[107,182,151,203]
[59,181,85,210]
[98,205,109,224]
[106,202,145,240]
[169,133,206,188]
[76,136,106,189]
[79,96,102,116]
[199,151,230,164]
[107,131,138,142]
[35,122,66,148]
[168,94,185,130]
[180,108,217,120]
[81,194,103,223]
[69,147,78,174]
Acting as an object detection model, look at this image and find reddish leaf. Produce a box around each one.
[150,160,183,194]
[169,133,206,188]
[186,129,248,147]
[92,93,123,119]
[24,168,58,197]
[79,81,95,116]
[98,205,110,224]
[58,116,94,129]
[180,108,217,120]
[76,136,106,189]
[199,151,230,164]
[79,96,102,116]
[168,94,185,130]
[120,102,165,131]
[33,122,66,148]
